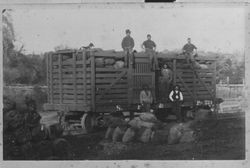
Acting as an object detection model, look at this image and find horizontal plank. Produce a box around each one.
[44,103,91,112]
[52,78,128,84]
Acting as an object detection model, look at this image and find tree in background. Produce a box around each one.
[3,10,46,85]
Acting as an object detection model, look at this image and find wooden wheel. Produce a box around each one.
[81,113,96,133]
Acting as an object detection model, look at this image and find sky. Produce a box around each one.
[10,6,245,54]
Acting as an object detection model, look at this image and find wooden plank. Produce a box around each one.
[91,54,96,112]
[193,70,214,99]
[97,70,128,99]
[82,51,87,103]
[46,53,50,103]
[176,73,195,100]
[173,59,176,85]
[58,54,63,104]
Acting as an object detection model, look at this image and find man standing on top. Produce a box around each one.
[142,34,159,71]
[182,38,197,64]
[121,29,135,67]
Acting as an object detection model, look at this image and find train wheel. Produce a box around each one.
[81,113,97,133]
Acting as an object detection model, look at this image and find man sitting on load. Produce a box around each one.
[141,34,159,71]
[121,29,135,67]
[182,38,197,64]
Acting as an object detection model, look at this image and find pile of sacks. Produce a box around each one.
[95,57,125,69]
[104,112,196,145]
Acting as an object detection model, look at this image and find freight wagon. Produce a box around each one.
[44,49,217,134]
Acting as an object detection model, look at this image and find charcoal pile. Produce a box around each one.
[3,95,72,160]
[100,112,197,155]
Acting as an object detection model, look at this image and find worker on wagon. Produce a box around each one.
[140,84,153,112]
[182,38,197,64]
[141,34,159,71]
[160,63,173,101]
[121,29,135,67]
[169,85,184,122]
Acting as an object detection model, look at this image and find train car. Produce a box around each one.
[44,49,217,134]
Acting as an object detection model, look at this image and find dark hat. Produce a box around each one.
[147,34,151,37]
[125,29,131,33]
[89,43,94,47]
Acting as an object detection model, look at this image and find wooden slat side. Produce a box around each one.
[91,54,96,112]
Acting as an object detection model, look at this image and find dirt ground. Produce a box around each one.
[63,113,245,160]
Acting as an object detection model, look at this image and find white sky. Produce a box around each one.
[10,7,245,54]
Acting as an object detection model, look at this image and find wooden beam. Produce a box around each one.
[194,70,214,99]
[82,51,87,103]
[90,53,96,112]
[97,70,128,99]
[59,54,63,104]
[73,52,77,103]
[173,59,176,85]
[176,73,195,100]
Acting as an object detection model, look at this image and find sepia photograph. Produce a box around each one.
[1,3,247,161]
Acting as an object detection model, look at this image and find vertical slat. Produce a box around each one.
[90,53,96,112]
[46,53,50,103]
[128,53,133,105]
[73,52,77,103]
[59,54,62,104]
[193,69,197,105]
[49,53,53,104]
[82,51,87,104]
[173,59,176,85]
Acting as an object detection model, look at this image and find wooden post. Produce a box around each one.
[73,52,77,103]
[193,68,197,107]
[90,52,96,112]
[173,59,176,85]
[213,61,218,117]
[49,53,53,104]
[82,51,87,104]
[59,54,63,104]
[45,54,50,103]
[128,52,133,105]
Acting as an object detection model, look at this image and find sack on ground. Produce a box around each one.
[112,126,126,142]
[139,128,152,143]
[122,127,136,143]
[151,129,169,144]
[128,117,141,129]
[105,127,115,140]
[168,123,184,144]
[180,130,195,143]
[139,113,158,123]
[195,108,211,120]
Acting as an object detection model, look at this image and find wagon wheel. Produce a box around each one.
[81,113,97,133]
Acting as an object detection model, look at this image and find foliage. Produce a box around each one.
[3,10,46,85]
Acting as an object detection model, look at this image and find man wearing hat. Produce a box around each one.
[182,38,197,64]
[142,34,159,71]
[121,29,134,67]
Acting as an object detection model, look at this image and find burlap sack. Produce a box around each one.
[122,127,136,143]
[112,126,126,142]
[139,113,158,123]
[138,128,152,143]
[105,127,115,140]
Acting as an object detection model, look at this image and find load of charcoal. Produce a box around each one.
[102,112,197,146]
[3,95,72,160]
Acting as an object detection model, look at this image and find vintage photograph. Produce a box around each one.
[2,4,246,160]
